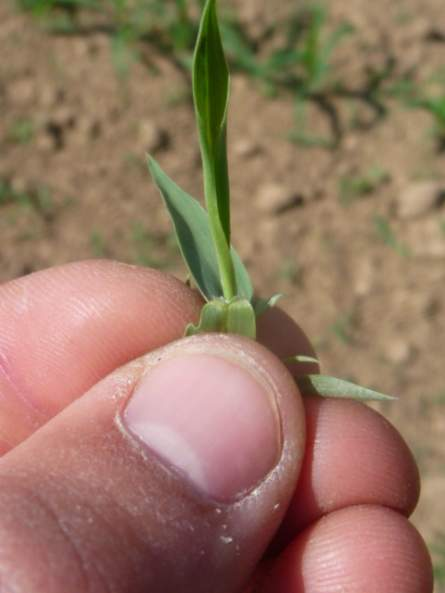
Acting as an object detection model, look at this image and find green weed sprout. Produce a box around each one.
[148,0,393,403]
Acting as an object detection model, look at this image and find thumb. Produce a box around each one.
[0,334,305,593]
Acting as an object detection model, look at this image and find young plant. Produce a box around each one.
[148,0,392,403]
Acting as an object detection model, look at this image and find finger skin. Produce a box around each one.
[0,335,305,593]
[0,260,202,448]
[256,307,320,378]
[270,395,420,552]
[258,505,433,593]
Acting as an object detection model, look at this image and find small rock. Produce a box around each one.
[343,134,359,152]
[256,183,303,214]
[233,139,261,159]
[70,117,101,145]
[385,339,413,365]
[396,181,444,219]
[138,120,169,153]
[50,107,76,129]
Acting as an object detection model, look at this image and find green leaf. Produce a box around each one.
[193,0,236,300]
[227,299,256,339]
[296,375,396,402]
[253,294,283,317]
[186,300,227,336]
[193,0,230,238]
[148,156,253,302]
[286,355,320,365]
[232,250,253,301]
[185,298,256,339]
[148,156,222,300]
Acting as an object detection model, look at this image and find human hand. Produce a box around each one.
[0,260,433,593]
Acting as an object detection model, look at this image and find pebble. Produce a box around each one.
[233,139,261,159]
[255,182,303,214]
[396,181,444,219]
[70,116,101,145]
[138,120,169,153]
[385,339,413,365]
[50,107,76,129]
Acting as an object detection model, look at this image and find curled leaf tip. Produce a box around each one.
[296,375,396,402]
[285,355,320,365]
[253,293,283,317]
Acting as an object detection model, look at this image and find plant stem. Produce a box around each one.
[202,164,237,300]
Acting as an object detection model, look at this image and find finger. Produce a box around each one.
[258,505,433,593]
[271,395,420,552]
[256,310,420,546]
[0,334,305,593]
[0,260,202,450]
[257,307,320,377]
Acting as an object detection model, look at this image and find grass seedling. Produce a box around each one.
[373,215,411,258]
[0,179,32,208]
[330,312,357,345]
[419,96,445,151]
[7,118,35,144]
[90,229,108,257]
[391,76,445,151]
[339,166,389,207]
[147,0,393,403]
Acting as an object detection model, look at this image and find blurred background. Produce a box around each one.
[0,0,444,587]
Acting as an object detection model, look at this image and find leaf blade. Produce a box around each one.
[296,375,396,402]
[148,156,222,300]
[148,156,253,303]
[193,0,230,237]
[253,294,283,317]
[286,355,320,365]
[193,0,236,299]
[231,248,254,301]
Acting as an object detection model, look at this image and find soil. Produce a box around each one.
[1,0,445,586]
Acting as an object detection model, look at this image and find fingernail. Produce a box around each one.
[122,353,282,502]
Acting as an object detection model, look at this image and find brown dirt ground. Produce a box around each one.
[1,0,445,587]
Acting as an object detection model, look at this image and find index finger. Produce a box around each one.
[0,260,202,451]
